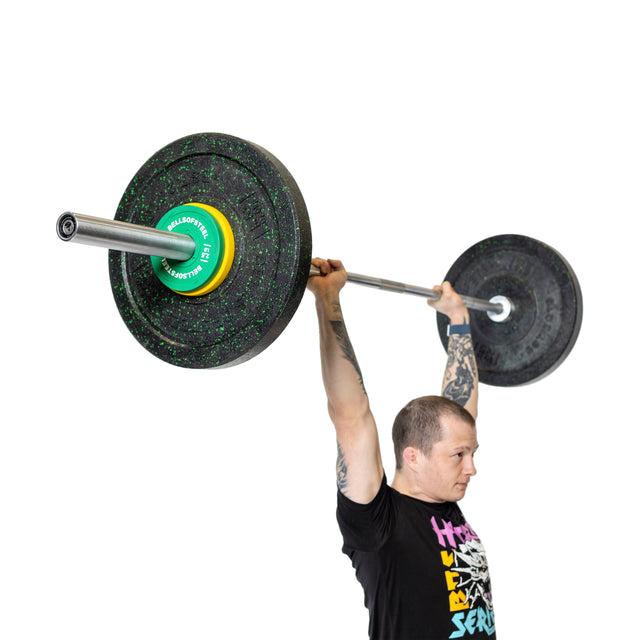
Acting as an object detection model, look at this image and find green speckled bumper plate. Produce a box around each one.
[436,235,583,387]
[108,133,312,369]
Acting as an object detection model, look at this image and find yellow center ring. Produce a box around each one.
[180,202,235,296]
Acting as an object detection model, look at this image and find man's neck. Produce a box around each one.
[390,471,445,503]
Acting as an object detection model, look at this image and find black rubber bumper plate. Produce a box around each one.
[436,234,583,387]
[108,133,312,369]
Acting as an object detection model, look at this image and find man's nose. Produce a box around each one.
[465,456,477,477]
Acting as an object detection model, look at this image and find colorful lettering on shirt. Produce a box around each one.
[431,516,496,638]
[450,607,496,638]
[430,516,480,548]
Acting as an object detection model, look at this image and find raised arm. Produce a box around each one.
[428,281,479,419]
[308,259,384,504]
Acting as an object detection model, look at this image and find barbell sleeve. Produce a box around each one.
[56,212,196,261]
[57,212,506,316]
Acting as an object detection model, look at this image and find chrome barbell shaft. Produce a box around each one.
[309,265,505,315]
[57,212,506,316]
[56,212,196,261]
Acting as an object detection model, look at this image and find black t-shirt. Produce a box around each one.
[337,476,496,640]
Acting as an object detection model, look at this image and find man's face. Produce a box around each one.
[415,415,479,503]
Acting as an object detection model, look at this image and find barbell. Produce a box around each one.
[56,133,583,386]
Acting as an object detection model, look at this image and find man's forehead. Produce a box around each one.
[438,415,478,447]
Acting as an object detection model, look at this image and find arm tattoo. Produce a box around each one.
[443,336,477,407]
[336,442,348,493]
[329,320,367,393]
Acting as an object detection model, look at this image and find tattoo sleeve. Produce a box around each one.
[442,334,477,407]
[336,442,348,493]
[329,319,367,394]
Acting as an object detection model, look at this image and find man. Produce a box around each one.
[308,258,496,640]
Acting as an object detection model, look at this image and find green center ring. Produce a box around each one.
[150,204,225,294]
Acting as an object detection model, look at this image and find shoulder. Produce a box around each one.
[337,475,397,551]
[337,474,391,511]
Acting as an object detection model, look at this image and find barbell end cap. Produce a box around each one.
[486,295,513,323]
[57,212,78,241]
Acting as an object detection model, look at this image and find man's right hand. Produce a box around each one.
[307,258,348,299]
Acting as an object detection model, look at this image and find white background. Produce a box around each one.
[2,1,638,638]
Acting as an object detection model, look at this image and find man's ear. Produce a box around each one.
[402,446,421,472]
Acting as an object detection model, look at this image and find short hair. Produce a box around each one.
[392,396,476,469]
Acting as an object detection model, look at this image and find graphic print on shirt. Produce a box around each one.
[431,516,496,638]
